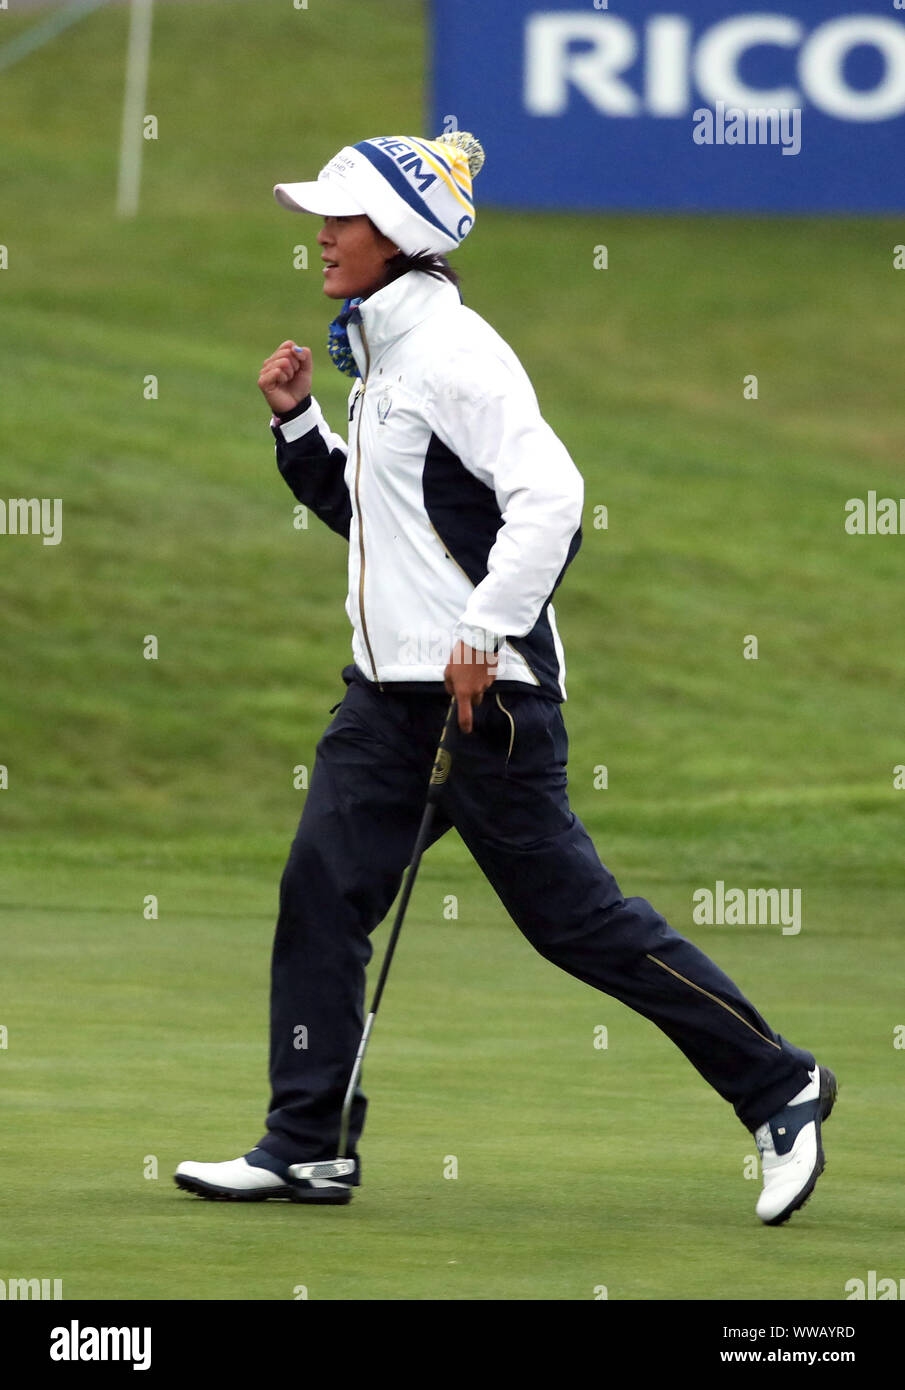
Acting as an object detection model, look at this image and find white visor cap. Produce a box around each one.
[273,138,479,257]
[273,177,365,218]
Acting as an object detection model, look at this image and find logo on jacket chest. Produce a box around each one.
[376,387,393,425]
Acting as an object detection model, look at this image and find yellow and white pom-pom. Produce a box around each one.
[434,130,485,179]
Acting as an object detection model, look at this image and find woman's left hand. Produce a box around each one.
[444,642,498,733]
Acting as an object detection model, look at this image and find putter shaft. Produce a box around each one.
[337,697,456,1159]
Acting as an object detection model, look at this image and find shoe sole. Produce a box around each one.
[762,1066,838,1227]
[173,1174,352,1205]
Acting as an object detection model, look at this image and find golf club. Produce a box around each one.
[289,694,458,1182]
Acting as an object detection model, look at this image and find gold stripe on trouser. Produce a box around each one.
[495,693,515,763]
[645,953,782,1051]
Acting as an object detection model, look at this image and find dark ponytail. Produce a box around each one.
[380,248,461,291]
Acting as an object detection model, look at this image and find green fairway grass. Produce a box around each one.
[1,0,903,1300]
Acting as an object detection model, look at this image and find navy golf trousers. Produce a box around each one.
[256,666,815,1167]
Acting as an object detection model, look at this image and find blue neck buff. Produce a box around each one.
[327,297,363,379]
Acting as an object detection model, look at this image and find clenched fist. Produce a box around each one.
[258,340,313,416]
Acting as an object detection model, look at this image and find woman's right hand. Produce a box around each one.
[258,341,313,416]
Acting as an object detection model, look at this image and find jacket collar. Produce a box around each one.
[346,271,461,375]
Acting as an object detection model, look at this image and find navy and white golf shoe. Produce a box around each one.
[754,1065,837,1225]
[174,1148,357,1205]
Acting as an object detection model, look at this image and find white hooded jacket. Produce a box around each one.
[271,269,585,699]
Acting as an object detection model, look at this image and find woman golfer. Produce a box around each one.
[176,131,835,1224]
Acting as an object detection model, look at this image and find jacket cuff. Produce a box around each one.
[271,395,314,441]
[452,621,504,658]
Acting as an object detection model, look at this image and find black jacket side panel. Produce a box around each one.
[422,431,503,584]
[422,431,582,699]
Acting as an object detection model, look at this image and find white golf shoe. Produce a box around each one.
[754,1065,837,1225]
[174,1148,355,1204]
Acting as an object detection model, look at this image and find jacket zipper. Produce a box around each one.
[353,320,382,689]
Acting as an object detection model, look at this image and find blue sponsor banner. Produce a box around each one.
[429,0,905,212]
